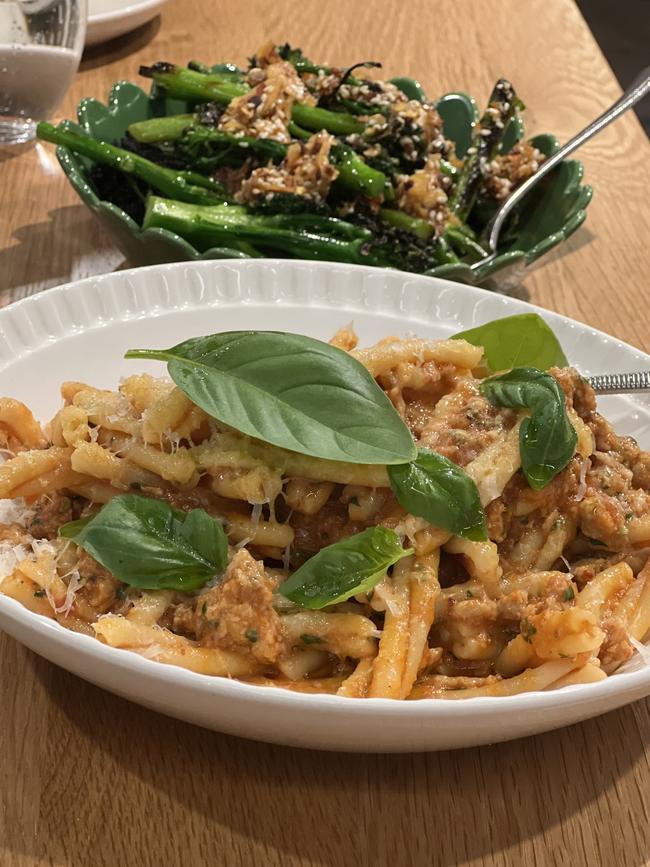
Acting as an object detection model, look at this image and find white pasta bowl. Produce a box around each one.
[0,259,649,752]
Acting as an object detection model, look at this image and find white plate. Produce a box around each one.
[86,0,167,46]
[1,259,649,752]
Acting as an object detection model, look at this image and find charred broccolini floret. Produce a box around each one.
[448,79,523,221]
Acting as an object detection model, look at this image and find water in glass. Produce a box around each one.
[0,0,86,144]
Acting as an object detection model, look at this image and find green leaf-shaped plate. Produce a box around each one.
[54,77,592,290]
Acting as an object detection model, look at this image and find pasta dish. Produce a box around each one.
[1,316,648,700]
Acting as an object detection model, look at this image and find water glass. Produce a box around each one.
[0,0,87,144]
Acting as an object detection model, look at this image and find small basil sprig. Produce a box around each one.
[60,494,228,591]
[388,448,487,541]
[453,313,568,372]
[126,331,417,466]
[278,526,411,609]
[480,367,577,490]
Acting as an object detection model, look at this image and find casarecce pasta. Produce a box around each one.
[1,326,650,700]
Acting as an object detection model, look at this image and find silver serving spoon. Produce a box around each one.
[472,66,650,270]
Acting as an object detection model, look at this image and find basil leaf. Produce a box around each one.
[453,314,568,372]
[127,331,416,466]
[480,367,577,490]
[58,515,92,536]
[179,508,226,565]
[278,526,412,609]
[59,494,228,591]
[388,448,487,541]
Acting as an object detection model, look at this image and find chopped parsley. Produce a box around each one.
[625,512,634,522]
[115,586,127,601]
[563,585,575,602]
[300,633,324,645]
[245,628,259,643]
[33,588,46,598]
[520,619,537,643]
[466,590,474,599]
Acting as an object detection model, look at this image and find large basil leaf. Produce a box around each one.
[453,313,568,372]
[388,448,487,540]
[127,332,416,466]
[278,526,411,609]
[480,367,577,489]
[59,494,228,591]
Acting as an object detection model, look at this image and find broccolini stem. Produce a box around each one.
[139,63,248,104]
[291,102,364,135]
[188,60,245,82]
[182,126,288,164]
[333,145,386,198]
[140,63,365,136]
[443,227,488,262]
[379,208,434,239]
[128,115,195,143]
[336,97,382,117]
[128,115,384,197]
[448,79,521,222]
[287,121,312,140]
[143,196,375,262]
[434,235,461,265]
[36,122,229,205]
[127,116,287,163]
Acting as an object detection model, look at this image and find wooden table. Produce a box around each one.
[1,1,649,864]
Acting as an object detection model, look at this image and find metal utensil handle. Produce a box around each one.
[487,66,650,254]
[588,371,650,394]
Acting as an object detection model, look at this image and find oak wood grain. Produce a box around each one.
[1,1,649,865]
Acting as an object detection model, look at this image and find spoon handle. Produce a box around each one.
[588,371,650,395]
[486,66,650,254]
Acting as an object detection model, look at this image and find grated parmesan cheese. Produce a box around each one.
[629,636,650,667]
[235,503,263,549]
[575,458,589,503]
[0,543,28,583]
[0,497,33,527]
[163,428,182,454]
[55,568,86,617]
[0,534,56,586]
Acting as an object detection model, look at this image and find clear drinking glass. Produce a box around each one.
[0,0,86,144]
